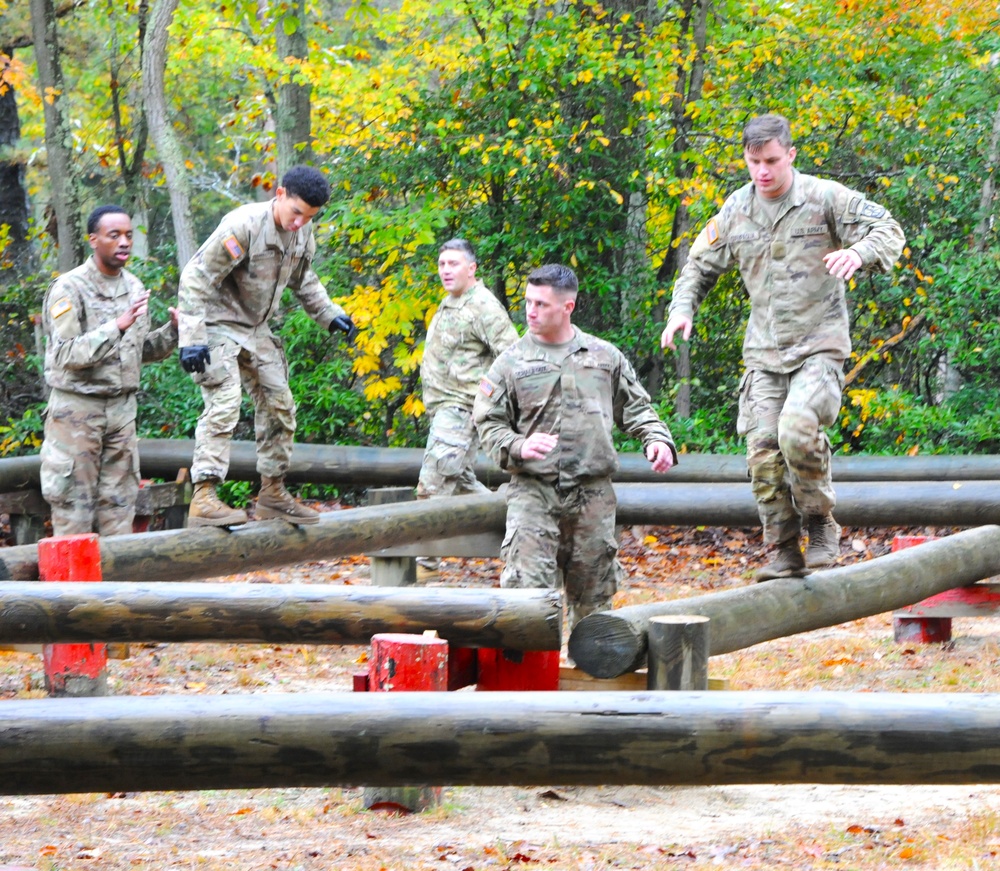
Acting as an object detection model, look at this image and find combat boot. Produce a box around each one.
[805,514,842,568]
[754,536,807,583]
[256,476,320,525]
[188,479,249,528]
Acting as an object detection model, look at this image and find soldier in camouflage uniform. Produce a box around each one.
[416,239,518,576]
[177,166,357,527]
[475,264,676,630]
[40,205,178,537]
[661,114,905,581]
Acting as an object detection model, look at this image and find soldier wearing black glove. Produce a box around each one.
[329,314,358,342]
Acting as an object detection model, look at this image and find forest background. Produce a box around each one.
[2,0,1000,498]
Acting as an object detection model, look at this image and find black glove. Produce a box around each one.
[329,314,358,342]
[179,345,211,374]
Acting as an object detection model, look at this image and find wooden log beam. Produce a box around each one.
[568,525,1000,678]
[3,690,1000,794]
[0,584,561,650]
[0,493,507,582]
[9,443,1000,493]
[613,480,1000,526]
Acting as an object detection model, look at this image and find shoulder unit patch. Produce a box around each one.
[49,296,73,319]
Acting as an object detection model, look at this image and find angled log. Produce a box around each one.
[568,525,1000,678]
[0,584,561,650]
[3,690,1000,794]
[0,493,507,582]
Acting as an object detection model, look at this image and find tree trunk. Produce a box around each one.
[0,51,36,276]
[142,0,197,268]
[5,690,1000,794]
[274,0,313,175]
[28,0,84,271]
[0,582,561,649]
[568,525,1000,677]
[649,0,709,408]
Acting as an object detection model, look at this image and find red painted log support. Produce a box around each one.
[364,633,448,812]
[40,534,107,697]
[892,535,950,643]
[475,648,560,691]
[892,535,1000,644]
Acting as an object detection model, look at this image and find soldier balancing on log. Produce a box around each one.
[177,166,358,528]
[474,263,678,631]
[661,113,906,582]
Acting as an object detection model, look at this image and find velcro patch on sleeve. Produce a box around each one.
[705,219,720,245]
[49,296,73,319]
[223,234,245,260]
[479,377,496,397]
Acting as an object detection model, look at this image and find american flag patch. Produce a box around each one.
[223,234,244,260]
[479,377,495,397]
[50,296,73,319]
[706,219,720,245]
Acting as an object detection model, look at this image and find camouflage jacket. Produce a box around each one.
[474,329,676,488]
[668,169,905,373]
[42,257,177,397]
[421,281,519,413]
[177,200,345,351]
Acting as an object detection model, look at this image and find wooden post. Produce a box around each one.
[890,535,950,643]
[39,534,107,697]
[476,649,560,691]
[646,615,709,691]
[363,632,447,812]
[366,487,417,587]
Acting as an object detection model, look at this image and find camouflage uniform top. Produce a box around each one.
[474,329,676,489]
[177,200,345,350]
[668,169,905,374]
[421,281,519,413]
[42,257,178,397]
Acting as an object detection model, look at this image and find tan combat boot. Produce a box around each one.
[805,514,842,568]
[188,479,249,528]
[256,476,320,525]
[754,535,807,583]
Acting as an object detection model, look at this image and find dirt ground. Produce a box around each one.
[2,521,1000,870]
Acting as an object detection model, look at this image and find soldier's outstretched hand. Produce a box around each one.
[646,441,674,473]
[660,314,692,351]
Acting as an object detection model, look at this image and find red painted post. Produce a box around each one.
[476,648,560,691]
[40,534,108,697]
[891,535,951,643]
[364,633,448,812]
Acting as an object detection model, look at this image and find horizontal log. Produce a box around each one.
[0,493,507,582]
[3,690,1000,794]
[613,480,1000,526]
[568,525,1000,678]
[6,443,1000,493]
[0,584,560,650]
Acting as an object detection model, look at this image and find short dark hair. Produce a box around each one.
[527,263,578,296]
[87,205,129,235]
[439,238,476,262]
[281,166,330,208]
[743,114,793,152]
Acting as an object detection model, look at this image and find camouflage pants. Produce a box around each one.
[189,335,296,483]
[737,355,845,544]
[39,389,139,537]
[500,475,622,630]
[416,405,489,499]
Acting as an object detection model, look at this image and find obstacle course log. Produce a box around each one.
[0,584,561,650]
[10,442,1000,494]
[569,525,1000,678]
[613,480,1000,527]
[3,690,1000,794]
[0,492,507,582]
